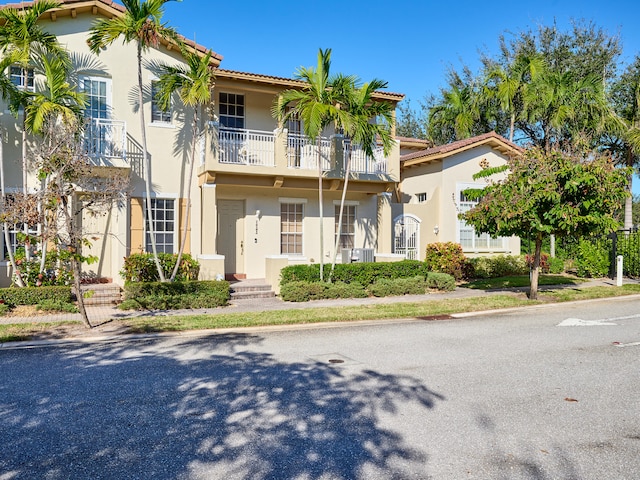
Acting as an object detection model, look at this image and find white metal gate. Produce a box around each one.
[393,215,421,260]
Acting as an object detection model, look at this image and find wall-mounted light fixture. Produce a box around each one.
[433,225,439,235]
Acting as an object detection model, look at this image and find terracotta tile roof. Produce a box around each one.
[0,0,223,63]
[401,131,523,167]
[216,69,405,102]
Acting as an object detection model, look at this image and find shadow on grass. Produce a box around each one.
[0,333,444,479]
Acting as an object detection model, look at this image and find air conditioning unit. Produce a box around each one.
[342,248,374,263]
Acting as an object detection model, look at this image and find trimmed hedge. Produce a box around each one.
[120,280,230,310]
[425,272,456,291]
[368,277,427,297]
[120,253,200,283]
[280,261,428,287]
[470,255,529,278]
[424,242,470,280]
[280,281,368,302]
[0,286,73,307]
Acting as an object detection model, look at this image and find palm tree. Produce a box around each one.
[330,78,395,278]
[274,49,351,281]
[88,0,179,282]
[607,55,640,230]
[0,0,64,268]
[427,81,481,143]
[486,53,545,142]
[154,47,216,281]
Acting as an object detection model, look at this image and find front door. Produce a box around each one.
[217,199,245,277]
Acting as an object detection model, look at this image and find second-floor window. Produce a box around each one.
[219,92,244,129]
[151,81,171,123]
[10,66,34,92]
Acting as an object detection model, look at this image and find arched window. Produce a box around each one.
[393,215,421,260]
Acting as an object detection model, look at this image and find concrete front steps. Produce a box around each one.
[79,283,123,306]
[230,279,275,300]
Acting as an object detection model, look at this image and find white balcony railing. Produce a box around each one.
[219,127,275,166]
[287,133,331,171]
[344,140,387,174]
[84,118,127,166]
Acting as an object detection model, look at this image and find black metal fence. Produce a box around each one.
[610,228,640,278]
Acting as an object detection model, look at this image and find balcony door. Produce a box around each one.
[82,76,112,158]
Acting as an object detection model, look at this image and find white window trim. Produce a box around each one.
[144,197,179,254]
[150,79,173,126]
[456,182,507,252]
[280,201,305,258]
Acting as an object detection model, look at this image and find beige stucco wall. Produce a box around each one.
[213,185,378,278]
[397,145,520,258]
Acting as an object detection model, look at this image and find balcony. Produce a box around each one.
[84,118,128,168]
[201,124,399,191]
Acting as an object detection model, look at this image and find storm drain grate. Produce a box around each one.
[415,314,453,321]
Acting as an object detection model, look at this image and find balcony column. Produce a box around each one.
[274,127,288,168]
[330,134,345,173]
[377,192,393,254]
[198,183,225,280]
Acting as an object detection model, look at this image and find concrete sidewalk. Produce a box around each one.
[0,277,633,326]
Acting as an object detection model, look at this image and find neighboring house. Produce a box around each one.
[393,132,522,260]
[0,0,404,287]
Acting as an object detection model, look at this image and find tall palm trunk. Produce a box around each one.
[0,134,23,286]
[170,109,199,281]
[137,41,165,282]
[624,149,633,231]
[330,141,351,280]
[21,116,31,261]
[317,135,324,281]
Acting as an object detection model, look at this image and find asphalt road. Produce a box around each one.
[1,297,639,479]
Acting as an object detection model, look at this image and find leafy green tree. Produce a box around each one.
[88,0,179,282]
[154,47,216,281]
[461,148,629,299]
[274,48,353,281]
[395,98,427,139]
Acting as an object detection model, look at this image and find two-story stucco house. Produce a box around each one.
[0,0,405,287]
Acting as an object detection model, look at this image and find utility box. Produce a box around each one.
[342,248,374,263]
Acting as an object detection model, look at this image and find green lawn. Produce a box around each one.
[462,274,584,290]
[2,283,640,343]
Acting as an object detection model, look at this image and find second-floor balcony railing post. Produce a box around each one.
[84,118,127,166]
[343,139,387,174]
[286,133,331,171]
[218,126,276,166]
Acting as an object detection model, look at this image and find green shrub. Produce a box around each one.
[424,242,469,280]
[576,240,610,278]
[323,282,368,299]
[280,261,428,287]
[469,255,529,278]
[0,303,10,316]
[0,286,73,306]
[368,277,426,297]
[280,281,326,302]
[36,299,78,313]
[120,280,230,310]
[120,253,200,283]
[425,272,456,291]
[548,256,565,274]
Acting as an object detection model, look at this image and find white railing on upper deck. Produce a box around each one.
[287,133,331,171]
[344,140,387,174]
[219,127,275,166]
[84,118,127,165]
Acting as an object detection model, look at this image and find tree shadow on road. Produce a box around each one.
[0,333,444,479]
